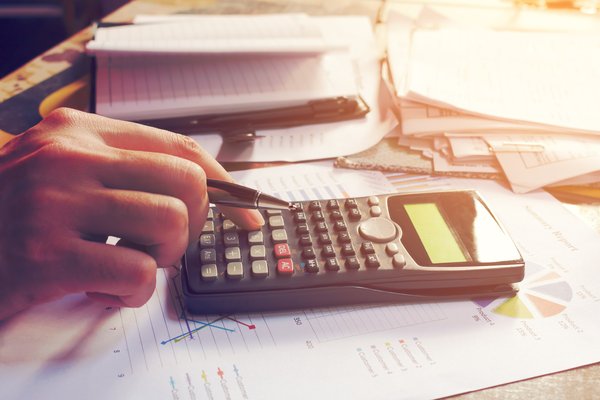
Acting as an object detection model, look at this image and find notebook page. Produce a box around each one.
[87,14,344,55]
[94,53,358,121]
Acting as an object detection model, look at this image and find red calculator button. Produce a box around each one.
[277,258,294,275]
[274,243,291,258]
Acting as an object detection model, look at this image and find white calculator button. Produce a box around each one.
[266,209,282,216]
[207,209,214,220]
[201,221,214,233]
[269,215,285,229]
[200,264,218,281]
[358,217,397,243]
[370,206,382,217]
[386,243,399,256]
[251,260,269,277]
[392,253,407,268]
[250,245,266,260]
[368,196,380,206]
[247,230,264,244]
[227,262,244,279]
[271,229,288,243]
[222,219,237,232]
[225,247,241,261]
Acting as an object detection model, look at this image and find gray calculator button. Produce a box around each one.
[358,217,397,243]
[266,209,282,216]
[223,232,240,246]
[227,262,244,279]
[222,219,237,232]
[269,215,285,229]
[225,247,242,261]
[200,248,217,264]
[251,260,269,277]
[207,209,214,220]
[201,221,214,233]
[370,206,382,217]
[248,230,264,244]
[200,264,218,281]
[393,253,407,268]
[368,196,380,206]
[271,229,288,243]
[386,243,399,256]
[250,245,266,260]
[199,234,216,248]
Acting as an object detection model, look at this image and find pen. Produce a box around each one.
[206,179,294,211]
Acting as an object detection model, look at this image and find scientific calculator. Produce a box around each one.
[181,190,524,313]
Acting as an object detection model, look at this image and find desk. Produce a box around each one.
[1,1,600,398]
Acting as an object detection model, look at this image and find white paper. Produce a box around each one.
[405,29,600,134]
[4,163,600,400]
[87,14,344,55]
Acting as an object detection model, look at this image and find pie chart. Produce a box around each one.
[474,262,572,319]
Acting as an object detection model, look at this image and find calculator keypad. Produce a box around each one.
[184,195,407,294]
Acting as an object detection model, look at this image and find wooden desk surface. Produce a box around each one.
[1,1,599,398]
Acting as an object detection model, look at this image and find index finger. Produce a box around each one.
[86,113,265,229]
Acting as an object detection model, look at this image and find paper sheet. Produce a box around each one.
[3,162,600,400]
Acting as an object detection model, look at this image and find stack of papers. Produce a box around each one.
[387,12,600,193]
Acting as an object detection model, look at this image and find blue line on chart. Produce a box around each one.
[161,315,229,345]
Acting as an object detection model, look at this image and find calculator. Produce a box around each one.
[181,190,524,313]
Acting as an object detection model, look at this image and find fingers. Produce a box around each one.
[59,239,158,308]
[75,188,191,267]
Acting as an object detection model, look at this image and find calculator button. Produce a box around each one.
[302,247,316,259]
[291,202,303,211]
[368,196,380,206]
[325,258,340,271]
[207,209,214,220]
[358,217,397,243]
[271,229,288,243]
[225,247,242,261]
[299,234,312,246]
[370,206,382,217]
[348,208,362,221]
[304,259,319,273]
[341,243,355,256]
[318,232,332,245]
[345,199,358,209]
[247,230,264,244]
[223,232,240,246]
[200,248,217,264]
[337,232,352,244]
[345,256,360,270]
[250,245,267,260]
[199,234,216,248]
[251,260,269,277]
[274,243,291,258]
[294,211,307,223]
[200,264,218,281]
[392,253,407,268]
[386,243,399,256]
[266,209,282,216]
[277,258,294,275]
[333,221,347,232]
[360,242,375,255]
[311,211,325,222]
[227,262,244,279]
[329,210,343,221]
[365,254,380,269]
[222,219,237,232]
[315,222,328,233]
[269,215,285,229]
[296,224,309,235]
[201,221,215,233]
[321,245,336,258]
[326,199,339,210]
[308,201,321,211]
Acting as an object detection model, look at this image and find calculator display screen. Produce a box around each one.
[388,192,521,267]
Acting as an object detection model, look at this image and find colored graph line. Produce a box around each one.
[226,316,256,330]
[161,316,228,345]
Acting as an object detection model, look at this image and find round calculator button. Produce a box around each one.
[358,217,397,243]
[386,243,399,256]
[392,253,407,269]
[368,196,380,206]
[370,206,382,217]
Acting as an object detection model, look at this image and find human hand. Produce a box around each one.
[0,108,264,319]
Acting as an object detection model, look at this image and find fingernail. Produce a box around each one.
[250,210,265,227]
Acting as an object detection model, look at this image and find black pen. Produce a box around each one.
[206,179,294,211]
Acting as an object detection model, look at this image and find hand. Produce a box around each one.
[0,108,264,319]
